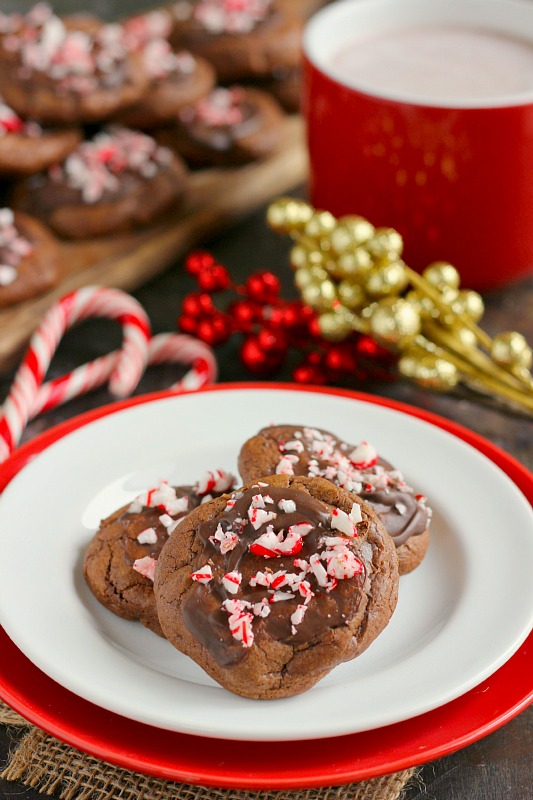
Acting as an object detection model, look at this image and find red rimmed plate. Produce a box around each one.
[0,384,532,788]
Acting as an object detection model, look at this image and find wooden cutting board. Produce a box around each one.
[0,115,307,372]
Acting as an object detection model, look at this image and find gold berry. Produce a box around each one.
[491,331,533,369]
[423,261,461,291]
[364,259,408,297]
[338,280,366,309]
[399,353,459,390]
[336,248,373,279]
[267,197,313,234]
[317,309,353,341]
[368,297,421,347]
[304,210,337,239]
[366,227,403,259]
[452,290,484,322]
[301,279,337,311]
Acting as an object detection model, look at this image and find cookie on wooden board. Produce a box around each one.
[0,4,148,124]
[0,96,82,176]
[11,127,189,239]
[168,0,303,83]
[114,10,216,129]
[157,86,285,166]
[0,208,60,308]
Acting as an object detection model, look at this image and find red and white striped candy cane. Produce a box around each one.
[31,332,218,418]
[0,286,151,462]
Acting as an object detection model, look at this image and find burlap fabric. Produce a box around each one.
[0,701,417,800]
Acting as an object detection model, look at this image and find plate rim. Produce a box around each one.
[0,382,532,788]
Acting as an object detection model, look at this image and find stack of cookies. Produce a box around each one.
[84,424,431,699]
[0,0,327,309]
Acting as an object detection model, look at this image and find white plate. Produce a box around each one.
[0,386,532,742]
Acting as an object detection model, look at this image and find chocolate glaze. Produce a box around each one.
[182,484,367,667]
[255,425,430,546]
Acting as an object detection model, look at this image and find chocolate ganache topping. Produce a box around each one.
[182,483,371,667]
[242,425,431,547]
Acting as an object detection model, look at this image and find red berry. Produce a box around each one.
[210,312,232,344]
[293,363,328,385]
[257,327,287,354]
[245,271,281,302]
[307,350,323,366]
[324,346,357,374]
[185,251,215,276]
[308,317,322,338]
[281,303,301,330]
[229,299,259,332]
[240,336,284,375]
[178,315,197,335]
[356,335,384,358]
[263,305,285,328]
[196,319,218,345]
[197,264,231,292]
[181,292,215,318]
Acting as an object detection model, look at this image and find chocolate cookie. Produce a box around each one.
[11,126,189,239]
[154,474,399,699]
[0,96,81,176]
[238,425,431,575]
[114,11,216,129]
[158,86,285,166]
[0,208,60,308]
[0,5,148,124]
[169,0,303,83]
[84,471,235,636]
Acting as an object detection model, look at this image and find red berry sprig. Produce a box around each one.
[178,251,395,383]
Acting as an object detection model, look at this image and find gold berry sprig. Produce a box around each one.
[267,196,533,415]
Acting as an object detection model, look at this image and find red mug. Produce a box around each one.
[303,0,533,291]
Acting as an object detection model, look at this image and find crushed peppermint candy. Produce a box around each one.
[136,527,158,544]
[330,506,359,538]
[3,5,134,94]
[0,99,24,136]
[122,10,173,49]
[270,428,427,512]
[190,563,213,583]
[133,555,157,581]
[49,128,172,204]
[290,603,308,635]
[190,0,272,34]
[196,468,234,496]
[278,498,296,513]
[222,570,242,594]
[129,480,188,516]
[141,38,196,81]
[348,440,379,469]
[0,208,33,287]
[180,87,246,127]
[190,485,369,649]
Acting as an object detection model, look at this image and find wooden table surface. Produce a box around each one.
[0,196,532,800]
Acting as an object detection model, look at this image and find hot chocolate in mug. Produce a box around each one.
[303,0,533,290]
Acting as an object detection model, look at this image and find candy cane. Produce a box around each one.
[0,286,151,462]
[31,332,218,417]
[0,288,218,465]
